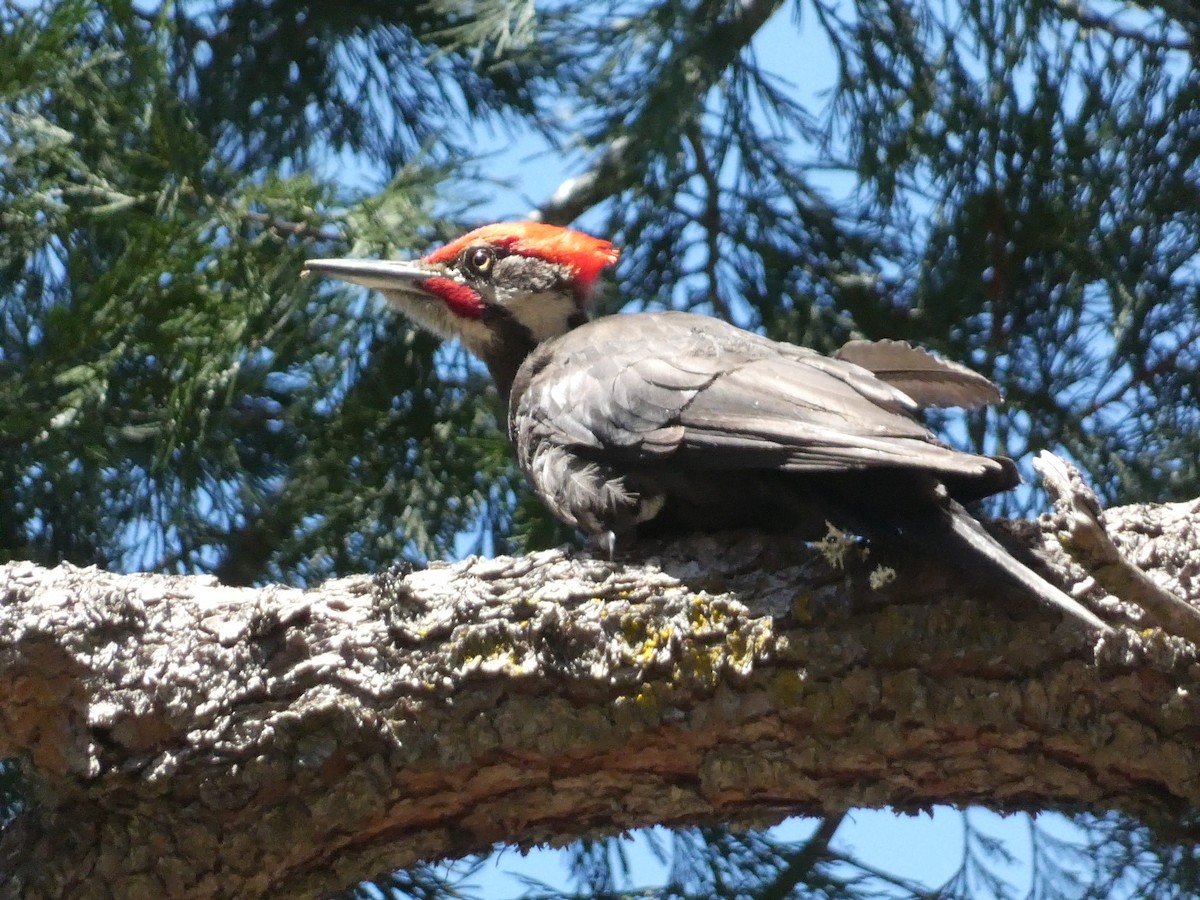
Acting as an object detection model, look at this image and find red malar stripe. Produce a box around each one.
[421,277,485,319]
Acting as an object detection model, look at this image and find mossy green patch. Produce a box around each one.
[771,668,806,707]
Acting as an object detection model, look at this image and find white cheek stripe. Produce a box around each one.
[386,285,578,357]
[385,292,496,354]
[503,291,577,344]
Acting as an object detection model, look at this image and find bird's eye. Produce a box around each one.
[465,246,495,276]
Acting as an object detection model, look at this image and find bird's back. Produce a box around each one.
[509,310,1017,539]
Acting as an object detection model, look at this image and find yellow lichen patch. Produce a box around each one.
[451,627,519,671]
[676,644,725,689]
[723,626,771,675]
[771,634,801,663]
[479,649,539,677]
[869,566,896,589]
[619,613,649,643]
[790,592,812,624]
[818,521,854,569]
[634,683,662,714]
[617,613,674,666]
[639,631,672,666]
[686,594,729,635]
[771,668,807,707]
[610,682,671,733]
[725,631,749,661]
[869,602,916,642]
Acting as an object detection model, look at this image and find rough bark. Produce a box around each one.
[1,479,1199,898]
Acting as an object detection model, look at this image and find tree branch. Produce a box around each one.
[1,494,1199,897]
[533,0,785,225]
[758,812,848,900]
[1036,452,1200,643]
[533,137,632,227]
[1053,0,1194,54]
[242,210,344,244]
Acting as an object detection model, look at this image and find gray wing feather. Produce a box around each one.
[833,339,1002,409]
[678,360,998,479]
[516,312,1003,481]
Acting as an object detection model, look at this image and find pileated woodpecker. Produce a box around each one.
[305,222,1110,633]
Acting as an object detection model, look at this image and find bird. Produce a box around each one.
[304,222,1111,634]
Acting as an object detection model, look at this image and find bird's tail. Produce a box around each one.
[926,500,1112,634]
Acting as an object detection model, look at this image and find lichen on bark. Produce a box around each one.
[0,483,1198,897]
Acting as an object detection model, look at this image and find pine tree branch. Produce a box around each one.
[242,210,344,244]
[757,813,848,900]
[1053,0,1193,53]
[533,0,785,225]
[1036,452,1200,644]
[534,136,631,226]
[1,485,1199,896]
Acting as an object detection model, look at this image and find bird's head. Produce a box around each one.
[304,222,619,372]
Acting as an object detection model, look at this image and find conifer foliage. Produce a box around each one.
[2,0,1198,895]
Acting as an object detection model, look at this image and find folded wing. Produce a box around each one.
[515,311,1014,495]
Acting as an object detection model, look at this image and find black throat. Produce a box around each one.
[483,305,587,404]
[478,308,539,403]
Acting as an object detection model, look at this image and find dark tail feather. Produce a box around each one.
[931,500,1112,634]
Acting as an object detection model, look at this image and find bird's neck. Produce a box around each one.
[480,301,588,401]
[482,339,533,403]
